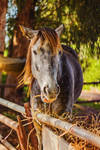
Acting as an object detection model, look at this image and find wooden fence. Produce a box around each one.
[0,98,38,150]
[0,56,100,150]
[0,98,100,150]
[0,56,25,74]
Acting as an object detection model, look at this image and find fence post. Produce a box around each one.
[24,102,38,150]
[17,115,27,150]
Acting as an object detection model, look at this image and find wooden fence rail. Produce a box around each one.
[36,113,100,149]
[0,84,17,88]
[0,134,16,150]
[0,98,25,114]
[0,98,39,150]
[0,98,100,149]
[0,114,18,131]
[84,81,100,85]
[0,56,25,74]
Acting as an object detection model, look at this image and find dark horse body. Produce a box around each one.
[31,45,83,114]
[20,25,83,150]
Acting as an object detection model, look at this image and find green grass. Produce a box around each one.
[83,58,100,90]
[4,49,8,57]
[81,102,100,110]
[78,98,100,110]
[77,94,100,115]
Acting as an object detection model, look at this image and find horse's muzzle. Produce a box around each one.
[41,84,60,103]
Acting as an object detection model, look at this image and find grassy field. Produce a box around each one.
[82,58,100,90]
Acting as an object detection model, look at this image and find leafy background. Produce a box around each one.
[5,0,100,91]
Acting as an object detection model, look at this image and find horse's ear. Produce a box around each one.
[19,25,39,40]
[55,24,64,37]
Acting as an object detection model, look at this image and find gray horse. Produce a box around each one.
[20,24,83,149]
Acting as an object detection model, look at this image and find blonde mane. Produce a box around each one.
[18,28,62,88]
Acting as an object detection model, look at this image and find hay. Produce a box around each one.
[34,101,100,149]
[25,113,100,150]
[25,95,100,150]
[43,111,100,150]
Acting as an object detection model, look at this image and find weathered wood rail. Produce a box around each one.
[0,98,38,150]
[0,56,25,74]
[84,81,100,85]
[36,113,100,149]
[0,134,16,150]
[0,98,100,150]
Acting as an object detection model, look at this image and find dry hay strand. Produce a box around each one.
[47,112,100,150]
[31,95,100,150]
[20,95,100,150]
[18,114,36,150]
[27,128,35,150]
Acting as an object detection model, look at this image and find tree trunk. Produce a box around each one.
[0,0,8,97]
[0,0,7,54]
[4,0,36,102]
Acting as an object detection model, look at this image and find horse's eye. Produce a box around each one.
[35,64,39,72]
[51,59,54,67]
[40,48,44,54]
[33,51,37,55]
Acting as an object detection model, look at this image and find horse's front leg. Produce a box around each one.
[30,94,43,150]
[65,94,74,114]
[65,82,75,114]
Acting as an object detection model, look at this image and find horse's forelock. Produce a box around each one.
[29,28,62,54]
[39,28,62,54]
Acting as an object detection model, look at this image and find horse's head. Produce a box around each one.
[20,25,64,103]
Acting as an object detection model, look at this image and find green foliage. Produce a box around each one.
[4,49,9,57]
[1,72,7,84]
[83,58,100,90]
[33,0,100,59]
[5,0,100,91]
[6,0,100,59]
[23,86,29,102]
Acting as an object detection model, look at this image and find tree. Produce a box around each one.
[0,0,7,55]
[4,0,37,101]
[0,0,8,97]
[4,0,100,100]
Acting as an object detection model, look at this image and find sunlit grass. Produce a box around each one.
[4,49,8,57]
[77,98,100,110]
[81,102,100,110]
[83,58,100,90]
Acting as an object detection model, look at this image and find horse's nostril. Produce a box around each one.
[43,84,60,97]
[56,84,60,94]
[43,86,48,95]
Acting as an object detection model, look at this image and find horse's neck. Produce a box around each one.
[62,45,78,59]
[57,53,66,82]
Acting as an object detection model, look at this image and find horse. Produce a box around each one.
[19,24,83,149]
